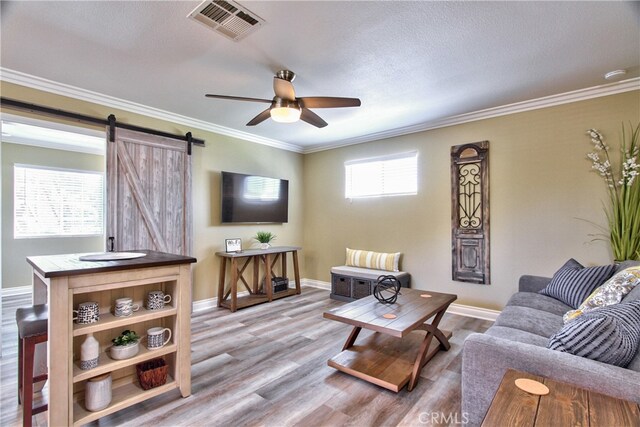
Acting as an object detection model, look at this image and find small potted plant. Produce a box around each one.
[109,330,140,360]
[254,231,276,249]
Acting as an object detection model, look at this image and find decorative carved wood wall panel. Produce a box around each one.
[451,141,490,284]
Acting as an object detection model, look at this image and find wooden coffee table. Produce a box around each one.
[323,288,457,392]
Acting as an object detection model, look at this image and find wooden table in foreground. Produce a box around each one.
[215,246,301,312]
[323,288,457,392]
[482,369,640,426]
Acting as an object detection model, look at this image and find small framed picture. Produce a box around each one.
[225,238,242,253]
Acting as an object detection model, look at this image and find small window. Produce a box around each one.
[345,151,418,198]
[14,165,104,238]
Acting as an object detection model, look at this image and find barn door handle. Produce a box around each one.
[108,237,115,252]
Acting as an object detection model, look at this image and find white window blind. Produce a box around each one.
[345,151,418,198]
[14,165,104,238]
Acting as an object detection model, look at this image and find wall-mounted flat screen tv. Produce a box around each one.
[221,171,289,223]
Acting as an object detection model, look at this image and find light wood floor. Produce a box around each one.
[1,287,492,426]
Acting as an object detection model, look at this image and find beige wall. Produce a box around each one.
[1,143,106,287]
[3,81,638,310]
[190,133,304,301]
[303,91,640,310]
[0,82,305,301]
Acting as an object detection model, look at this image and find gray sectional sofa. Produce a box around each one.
[462,260,640,426]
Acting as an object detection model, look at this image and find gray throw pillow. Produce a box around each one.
[548,300,640,367]
[539,258,615,308]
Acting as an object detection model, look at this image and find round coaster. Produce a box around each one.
[514,378,549,395]
[420,294,432,298]
[382,313,397,319]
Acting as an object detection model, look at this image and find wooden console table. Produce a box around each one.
[26,250,196,426]
[215,246,301,312]
[482,369,640,426]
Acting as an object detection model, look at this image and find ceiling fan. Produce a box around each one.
[205,70,361,128]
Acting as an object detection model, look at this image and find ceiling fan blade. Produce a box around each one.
[206,94,272,103]
[246,108,272,126]
[300,108,328,128]
[298,97,361,109]
[273,77,296,101]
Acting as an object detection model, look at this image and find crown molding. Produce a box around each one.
[0,68,303,153]
[303,77,640,153]
[2,68,637,155]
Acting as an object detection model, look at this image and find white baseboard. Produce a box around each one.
[4,279,501,321]
[2,285,31,297]
[292,278,501,321]
[192,281,305,313]
[448,303,500,322]
[301,278,331,290]
[192,296,218,312]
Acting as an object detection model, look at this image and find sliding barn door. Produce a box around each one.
[106,128,192,255]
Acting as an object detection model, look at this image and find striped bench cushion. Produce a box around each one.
[346,248,401,272]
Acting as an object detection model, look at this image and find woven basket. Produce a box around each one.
[136,358,168,390]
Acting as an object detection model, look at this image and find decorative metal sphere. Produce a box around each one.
[373,275,401,304]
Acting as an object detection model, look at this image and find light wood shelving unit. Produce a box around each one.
[27,251,196,426]
[72,375,177,425]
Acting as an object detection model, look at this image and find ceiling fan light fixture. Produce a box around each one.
[205,70,361,127]
[270,98,301,123]
[270,107,301,123]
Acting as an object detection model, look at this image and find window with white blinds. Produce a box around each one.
[14,165,104,238]
[345,151,418,198]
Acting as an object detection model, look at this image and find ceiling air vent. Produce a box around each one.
[188,0,264,41]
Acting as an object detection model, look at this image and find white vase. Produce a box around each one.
[85,373,112,412]
[260,243,271,249]
[80,333,99,370]
[109,341,139,360]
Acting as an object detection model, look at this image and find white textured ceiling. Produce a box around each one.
[1,1,639,152]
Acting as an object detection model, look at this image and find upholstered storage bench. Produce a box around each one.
[330,265,410,302]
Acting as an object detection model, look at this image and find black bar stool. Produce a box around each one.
[16,304,49,427]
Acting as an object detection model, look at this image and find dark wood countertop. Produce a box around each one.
[27,250,197,278]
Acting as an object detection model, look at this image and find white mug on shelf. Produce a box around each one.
[72,301,100,324]
[146,327,172,350]
[113,297,141,317]
[146,291,171,310]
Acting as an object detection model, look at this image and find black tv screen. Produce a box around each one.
[221,171,289,223]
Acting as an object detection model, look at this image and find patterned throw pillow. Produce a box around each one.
[346,248,401,272]
[564,266,640,323]
[548,300,640,367]
[539,259,615,309]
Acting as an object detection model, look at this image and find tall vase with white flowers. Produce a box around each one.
[585,123,640,261]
